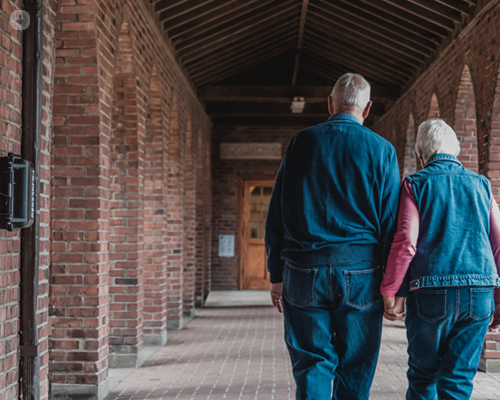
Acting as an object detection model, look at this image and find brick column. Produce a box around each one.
[167,97,185,330]
[183,122,197,317]
[403,113,417,177]
[454,65,479,172]
[428,93,441,119]
[143,65,168,345]
[204,143,212,298]
[195,133,205,307]
[50,2,109,398]
[108,21,145,368]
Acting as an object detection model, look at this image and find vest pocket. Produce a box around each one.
[469,288,494,321]
[344,266,382,309]
[415,289,446,322]
[283,263,316,307]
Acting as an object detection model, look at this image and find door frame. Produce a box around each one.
[237,176,276,290]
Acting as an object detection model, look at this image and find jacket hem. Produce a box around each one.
[410,274,500,290]
[281,244,381,267]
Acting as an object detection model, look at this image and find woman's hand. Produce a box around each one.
[488,302,500,332]
[271,282,283,313]
[383,296,406,321]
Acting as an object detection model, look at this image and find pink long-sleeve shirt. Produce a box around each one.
[381,179,500,302]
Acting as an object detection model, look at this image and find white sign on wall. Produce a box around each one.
[218,235,235,257]
[220,143,282,160]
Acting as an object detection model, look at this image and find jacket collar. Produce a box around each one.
[327,112,362,125]
[426,153,461,167]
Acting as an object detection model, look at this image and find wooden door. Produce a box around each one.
[240,180,274,290]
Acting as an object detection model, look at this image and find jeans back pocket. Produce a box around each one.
[469,288,494,321]
[283,263,316,307]
[415,289,446,322]
[344,266,382,310]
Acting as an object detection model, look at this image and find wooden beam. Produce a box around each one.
[334,0,450,37]
[217,55,294,86]
[313,1,436,54]
[177,4,298,59]
[384,0,462,23]
[193,46,296,87]
[306,17,424,66]
[198,86,400,103]
[309,12,430,64]
[169,0,272,42]
[291,0,309,86]
[378,0,456,29]
[160,0,232,24]
[304,40,410,84]
[155,0,192,14]
[190,37,296,80]
[304,32,415,78]
[155,0,213,15]
[176,0,297,52]
[186,25,297,72]
[301,45,406,87]
[425,0,471,14]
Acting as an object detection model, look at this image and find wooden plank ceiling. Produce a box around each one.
[150,0,479,127]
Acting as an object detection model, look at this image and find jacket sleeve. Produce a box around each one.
[265,154,287,284]
[380,146,401,271]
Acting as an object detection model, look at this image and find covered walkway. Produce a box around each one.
[103,304,500,400]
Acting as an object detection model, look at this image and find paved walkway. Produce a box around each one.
[105,307,500,400]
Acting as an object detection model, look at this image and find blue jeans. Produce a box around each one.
[406,286,495,400]
[282,260,384,400]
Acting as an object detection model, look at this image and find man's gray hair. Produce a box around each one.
[415,119,460,165]
[330,73,371,113]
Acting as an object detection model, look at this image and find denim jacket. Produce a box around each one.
[406,154,500,290]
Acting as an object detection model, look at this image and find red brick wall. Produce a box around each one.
[373,2,500,369]
[48,0,213,393]
[211,126,305,290]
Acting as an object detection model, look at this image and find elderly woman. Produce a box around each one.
[381,119,500,400]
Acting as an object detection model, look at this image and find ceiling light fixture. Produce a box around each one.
[290,96,306,114]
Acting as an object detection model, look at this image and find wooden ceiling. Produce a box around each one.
[149,0,481,127]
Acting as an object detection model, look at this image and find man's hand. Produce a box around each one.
[271,282,283,314]
[488,302,500,332]
[383,296,406,321]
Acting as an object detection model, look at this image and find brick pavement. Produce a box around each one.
[105,307,500,400]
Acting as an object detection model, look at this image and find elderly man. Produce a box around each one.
[265,73,400,400]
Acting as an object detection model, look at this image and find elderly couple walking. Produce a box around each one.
[265,73,500,400]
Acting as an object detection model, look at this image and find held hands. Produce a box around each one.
[271,282,283,314]
[383,296,406,321]
[488,302,500,332]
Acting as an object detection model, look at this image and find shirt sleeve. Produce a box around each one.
[265,154,287,284]
[379,146,402,269]
[489,196,500,303]
[380,179,420,297]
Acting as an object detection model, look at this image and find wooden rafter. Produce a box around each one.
[420,0,470,14]
[169,0,273,42]
[178,4,298,59]
[154,0,192,13]
[313,1,437,51]
[291,0,309,86]
[384,0,462,23]
[341,0,450,36]
[306,14,425,65]
[378,0,457,29]
[176,0,297,52]
[186,24,297,72]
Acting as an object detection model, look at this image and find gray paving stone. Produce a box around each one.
[104,307,500,400]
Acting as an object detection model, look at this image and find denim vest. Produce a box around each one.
[406,153,500,290]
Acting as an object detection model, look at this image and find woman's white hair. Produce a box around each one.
[330,73,371,113]
[415,119,460,165]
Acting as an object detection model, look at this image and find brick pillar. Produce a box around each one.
[167,97,185,330]
[480,64,500,373]
[195,133,205,307]
[50,2,109,398]
[403,113,417,177]
[454,65,479,172]
[108,21,145,368]
[204,143,212,298]
[183,122,197,317]
[143,65,168,345]
[428,93,441,119]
